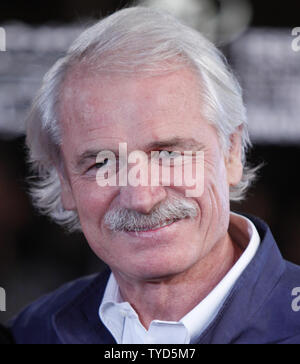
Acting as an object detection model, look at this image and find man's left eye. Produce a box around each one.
[159,151,181,158]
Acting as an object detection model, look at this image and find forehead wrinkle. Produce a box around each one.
[61,66,202,125]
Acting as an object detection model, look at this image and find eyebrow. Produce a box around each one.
[145,137,205,151]
[75,137,205,169]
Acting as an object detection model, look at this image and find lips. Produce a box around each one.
[125,218,180,232]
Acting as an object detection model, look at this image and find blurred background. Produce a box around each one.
[0,0,299,323]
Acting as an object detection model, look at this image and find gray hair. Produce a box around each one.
[26,6,258,233]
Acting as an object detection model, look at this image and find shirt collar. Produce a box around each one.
[99,212,261,344]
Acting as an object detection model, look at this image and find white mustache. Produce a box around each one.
[104,196,198,232]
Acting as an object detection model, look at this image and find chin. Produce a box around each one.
[125,253,199,282]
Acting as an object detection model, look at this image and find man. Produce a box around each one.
[11,7,300,344]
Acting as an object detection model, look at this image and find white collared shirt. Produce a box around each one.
[99,212,260,344]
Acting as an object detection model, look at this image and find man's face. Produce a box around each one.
[59,67,242,281]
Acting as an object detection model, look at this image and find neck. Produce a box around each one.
[113,233,243,330]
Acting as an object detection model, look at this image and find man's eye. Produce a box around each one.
[158,151,181,158]
[90,158,109,170]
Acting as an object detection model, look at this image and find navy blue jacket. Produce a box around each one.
[10,215,300,344]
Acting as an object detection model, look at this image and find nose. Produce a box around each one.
[119,185,167,214]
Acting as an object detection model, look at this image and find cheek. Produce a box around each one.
[203,158,230,229]
[204,150,229,192]
[214,159,230,204]
[195,155,230,221]
[73,181,112,225]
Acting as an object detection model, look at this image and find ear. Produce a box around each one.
[57,169,77,211]
[225,129,243,187]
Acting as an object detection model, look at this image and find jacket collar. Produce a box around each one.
[197,214,286,344]
[52,215,286,344]
[53,268,116,344]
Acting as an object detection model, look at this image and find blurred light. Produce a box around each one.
[141,0,218,33]
[140,0,253,45]
[230,29,300,144]
[0,24,84,139]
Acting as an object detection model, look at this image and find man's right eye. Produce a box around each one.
[89,158,109,171]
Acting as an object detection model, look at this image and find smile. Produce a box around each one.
[121,218,189,239]
[125,218,180,233]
